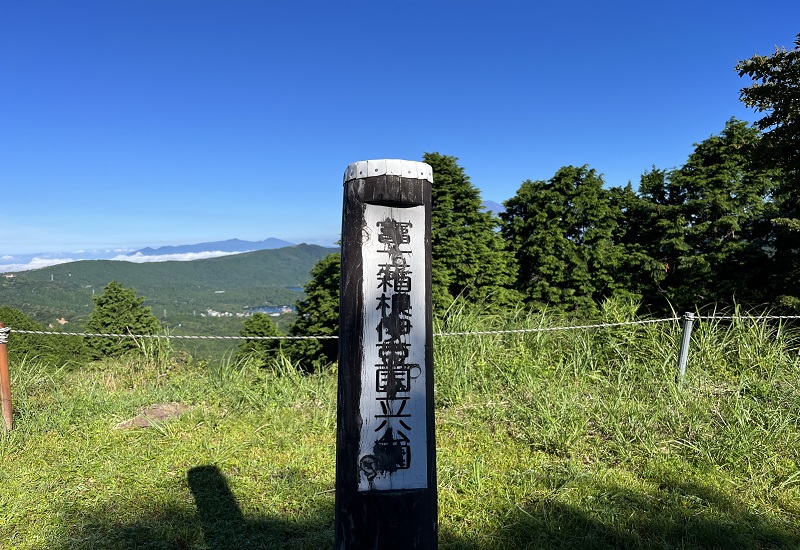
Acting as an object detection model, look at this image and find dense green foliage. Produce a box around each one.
[0,305,86,366]
[737,33,800,308]
[498,119,782,315]
[85,281,162,358]
[582,119,774,313]
[235,313,282,367]
[286,253,340,371]
[3,304,799,548]
[424,152,520,310]
[737,33,800,194]
[489,35,799,315]
[501,166,629,314]
[288,101,799,368]
[640,120,772,309]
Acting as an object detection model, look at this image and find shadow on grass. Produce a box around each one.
[56,466,799,549]
[441,476,800,550]
[56,465,334,550]
[187,465,335,549]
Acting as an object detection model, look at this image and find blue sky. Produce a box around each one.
[2,0,798,265]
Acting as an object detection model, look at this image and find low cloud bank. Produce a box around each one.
[0,257,76,272]
[111,251,241,263]
[0,250,243,273]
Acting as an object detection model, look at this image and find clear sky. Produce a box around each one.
[2,0,798,261]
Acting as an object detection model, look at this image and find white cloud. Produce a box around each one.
[110,251,242,263]
[0,250,243,273]
[0,257,76,273]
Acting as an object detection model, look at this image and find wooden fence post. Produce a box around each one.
[335,159,438,549]
[0,323,12,431]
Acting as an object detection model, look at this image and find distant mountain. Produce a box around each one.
[481,200,505,215]
[130,237,295,256]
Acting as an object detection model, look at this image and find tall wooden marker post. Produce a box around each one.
[336,160,438,549]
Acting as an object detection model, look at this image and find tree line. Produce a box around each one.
[273,36,799,367]
[4,37,798,370]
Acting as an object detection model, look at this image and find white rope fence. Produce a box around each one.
[7,330,336,340]
[435,317,680,336]
[5,314,800,341]
[1,312,798,432]
[695,315,800,321]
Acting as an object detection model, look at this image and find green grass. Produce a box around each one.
[2,304,800,549]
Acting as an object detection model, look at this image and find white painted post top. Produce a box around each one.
[344,159,433,183]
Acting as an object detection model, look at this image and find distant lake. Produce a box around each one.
[286,286,303,292]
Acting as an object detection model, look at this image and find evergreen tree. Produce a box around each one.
[286,252,340,371]
[236,313,282,367]
[500,165,627,314]
[737,34,800,202]
[0,305,87,366]
[85,280,161,358]
[423,152,520,311]
[606,181,669,309]
[621,121,772,312]
[737,34,800,308]
[661,119,773,308]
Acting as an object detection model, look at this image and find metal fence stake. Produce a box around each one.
[677,312,695,385]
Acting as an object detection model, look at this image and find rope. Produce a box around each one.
[434,317,679,336]
[7,317,680,340]
[9,330,336,340]
[3,315,797,341]
[694,315,800,321]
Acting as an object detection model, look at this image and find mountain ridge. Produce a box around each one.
[130,237,295,256]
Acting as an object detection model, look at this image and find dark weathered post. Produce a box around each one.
[0,323,12,431]
[336,159,437,549]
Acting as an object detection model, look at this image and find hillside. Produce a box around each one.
[0,244,337,327]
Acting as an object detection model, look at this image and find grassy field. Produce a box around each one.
[2,303,799,549]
